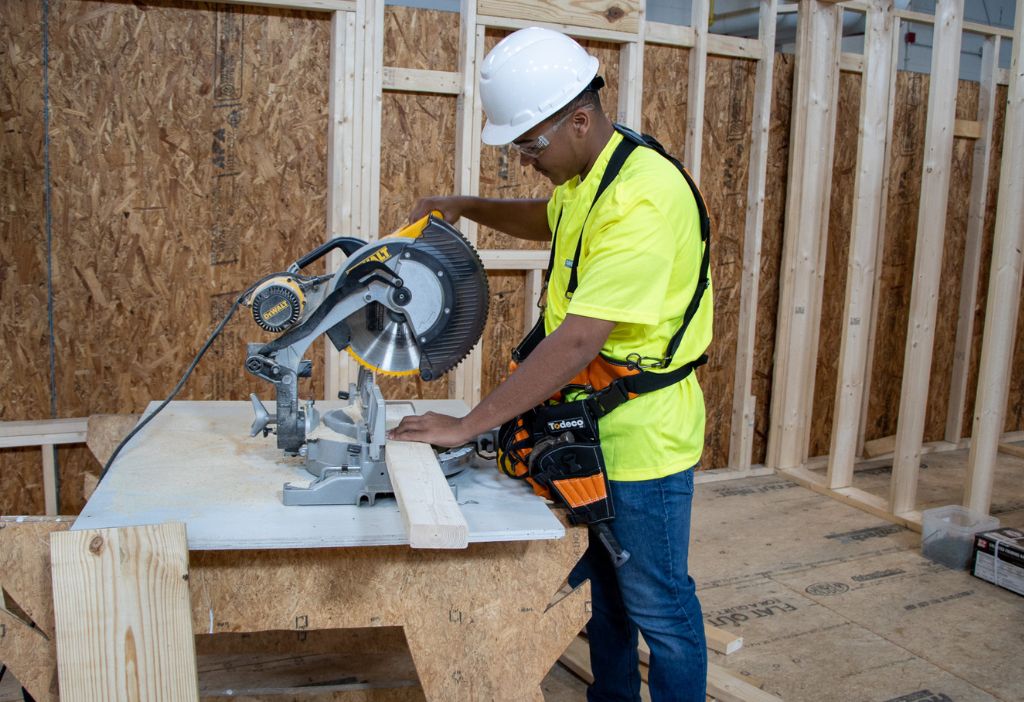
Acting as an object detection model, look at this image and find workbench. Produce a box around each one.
[0,400,590,701]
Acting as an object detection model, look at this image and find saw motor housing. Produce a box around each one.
[243,214,489,505]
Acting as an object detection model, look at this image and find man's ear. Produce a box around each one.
[571,108,590,136]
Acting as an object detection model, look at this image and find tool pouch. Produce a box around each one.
[498,396,613,524]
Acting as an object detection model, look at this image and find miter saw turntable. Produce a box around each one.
[242,213,489,506]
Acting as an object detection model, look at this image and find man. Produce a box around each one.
[390,27,712,702]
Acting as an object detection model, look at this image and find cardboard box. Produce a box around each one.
[972,527,1024,597]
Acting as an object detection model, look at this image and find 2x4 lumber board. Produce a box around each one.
[685,0,710,183]
[214,0,354,11]
[840,52,865,73]
[564,635,767,701]
[41,444,57,516]
[857,17,903,458]
[895,8,1015,38]
[890,0,965,515]
[617,33,645,125]
[382,67,460,95]
[451,9,485,407]
[477,0,643,35]
[706,34,763,60]
[965,0,1024,515]
[636,628,741,659]
[479,249,550,269]
[50,523,198,701]
[644,21,695,48]
[953,118,984,140]
[998,443,1024,460]
[729,0,779,471]
[478,14,637,43]
[324,10,355,401]
[946,36,1001,443]
[778,467,922,532]
[525,269,545,332]
[707,662,782,702]
[384,440,469,549]
[694,465,775,484]
[0,417,87,448]
[767,0,843,470]
[827,0,898,490]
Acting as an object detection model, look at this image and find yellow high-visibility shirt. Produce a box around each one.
[544,130,713,481]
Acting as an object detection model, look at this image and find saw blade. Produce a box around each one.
[345,305,420,376]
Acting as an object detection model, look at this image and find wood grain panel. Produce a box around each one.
[51,523,197,701]
[478,0,642,34]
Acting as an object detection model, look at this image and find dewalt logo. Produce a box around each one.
[263,301,290,320]
[349,246,391,271]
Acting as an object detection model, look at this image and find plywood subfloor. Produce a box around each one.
[547,445,1024,702]
[2,449,1020,701]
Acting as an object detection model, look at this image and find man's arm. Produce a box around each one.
[389,314,615,446]
[410,195,551,242]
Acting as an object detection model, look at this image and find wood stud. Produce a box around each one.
[729,0,780,473]
[965,0,1024,516]
[890,0,965,516]
[827,0,898,490]
[767,0,843,471]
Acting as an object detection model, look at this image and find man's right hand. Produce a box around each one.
[409,196,466,224]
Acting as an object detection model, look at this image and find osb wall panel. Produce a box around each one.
[2,0,333,515]
[377,7,459,400]
[641,43,689,155]
[695,56,757,470]
[383,6,458,72]
[0,0,51,514]
[808,71,861,458]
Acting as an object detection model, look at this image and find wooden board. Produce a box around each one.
[50,522,198,701]
[385,440,469,549]
[478,0,643,34]
[72,400,562,549]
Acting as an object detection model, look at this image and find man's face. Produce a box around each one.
[510,110,575,185]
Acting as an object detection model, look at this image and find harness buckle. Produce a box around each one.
[625,353,669,371]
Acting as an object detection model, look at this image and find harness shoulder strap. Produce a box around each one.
[546,136,639,293]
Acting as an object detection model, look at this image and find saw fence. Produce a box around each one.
[2,1,1023,540]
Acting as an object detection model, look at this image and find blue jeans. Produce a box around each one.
[569,468,706,702]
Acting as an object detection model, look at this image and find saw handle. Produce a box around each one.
[389,210,445,239]
[289,236,366,273]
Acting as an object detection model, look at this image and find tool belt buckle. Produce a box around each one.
[591,382,631,416]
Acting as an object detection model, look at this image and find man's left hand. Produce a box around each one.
[389,412,473,447]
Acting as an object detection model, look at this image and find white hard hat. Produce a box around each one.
[479,27,600,146]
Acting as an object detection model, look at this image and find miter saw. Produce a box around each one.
[243,213,489,506]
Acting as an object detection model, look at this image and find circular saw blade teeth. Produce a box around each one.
[345,347,419,377]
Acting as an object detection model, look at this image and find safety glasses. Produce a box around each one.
[509,110,574,159]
